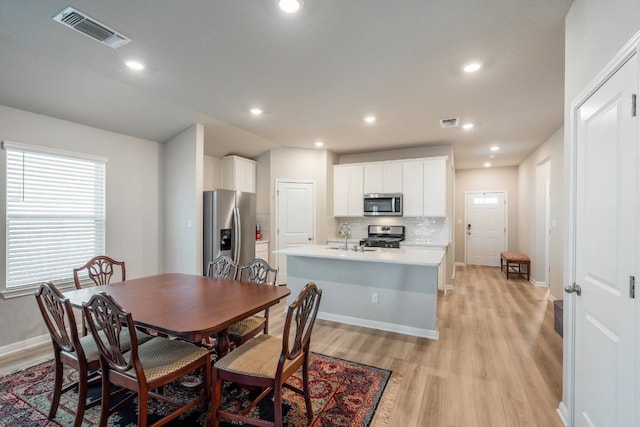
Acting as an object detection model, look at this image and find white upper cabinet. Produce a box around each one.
[333,165,364,216]
[334,156,447,217]
[402,160,424,217]
[423,157,446,217]
[222,155,256,193]
[363,162,402,194]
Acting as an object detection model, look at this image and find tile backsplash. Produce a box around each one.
[329,216,450,244]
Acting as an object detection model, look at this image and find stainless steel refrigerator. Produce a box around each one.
[203,189,256,275]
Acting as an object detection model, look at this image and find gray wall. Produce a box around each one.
[0,104,163,350]
[518,127,564,299]
[163,123,204,275]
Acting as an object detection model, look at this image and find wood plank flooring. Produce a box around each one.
[3,265,563,426]
[271,265,564,427]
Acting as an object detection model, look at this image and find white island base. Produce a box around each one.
[275,245,444,340]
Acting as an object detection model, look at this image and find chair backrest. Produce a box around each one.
[207,255,237,279]
[236,258,278,285]
[73,256,126,289]
[82,292,141,375]
[35,282,84,358]
[281,283,322,361]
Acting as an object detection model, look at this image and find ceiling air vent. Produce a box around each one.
[53,7,131,49]
[440,118,459,128]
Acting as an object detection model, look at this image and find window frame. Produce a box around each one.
[1,140,107,299]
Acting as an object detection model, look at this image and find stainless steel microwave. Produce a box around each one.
[363,193,403,216]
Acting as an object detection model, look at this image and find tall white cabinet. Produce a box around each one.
[333,165,364,217]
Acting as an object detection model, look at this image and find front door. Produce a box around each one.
[465,191,506,267]
[572,53,638,426]
[275,181,315,285]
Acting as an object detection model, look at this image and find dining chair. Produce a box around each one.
[211,282,322,427]
[82,291,211,427]
[73,255,126,289]
[207,255,237,279]
[34,282,151,427]
[73,255,127,336]
[228,258,279,346]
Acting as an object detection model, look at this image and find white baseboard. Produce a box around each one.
[556,401,569,426]
[0,334,50,359]
[317,311,439,340]
[531,279,549,288]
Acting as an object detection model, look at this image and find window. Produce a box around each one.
[2,141,106,298]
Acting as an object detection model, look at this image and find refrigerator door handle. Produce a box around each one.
[233,207,241,264]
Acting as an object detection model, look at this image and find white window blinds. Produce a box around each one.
[4,142,106,288]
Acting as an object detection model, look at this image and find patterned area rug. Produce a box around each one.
[0,353,391,426]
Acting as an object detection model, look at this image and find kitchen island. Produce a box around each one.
[273,245,445,339]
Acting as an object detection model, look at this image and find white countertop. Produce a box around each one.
[274,244,444,266]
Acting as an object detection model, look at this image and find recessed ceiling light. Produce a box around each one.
[125,60,144,71]
[364,115,376,124]
[489,154,496,159]
[463,62,482,73]
[484,162,492,168]
[462,123,475,130]
[490,145,500,152]
[314,140,324,148]
[278,0,303,13]
[249,107,263,116]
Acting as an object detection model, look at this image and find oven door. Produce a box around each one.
[363,194,402,216]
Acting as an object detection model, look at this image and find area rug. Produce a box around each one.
[0,353,391,426]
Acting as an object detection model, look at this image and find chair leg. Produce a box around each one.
[48,355,63,420]
[137,388,148,427]
[74,367,88,427]
[302,357,313,421]
[99,374,111,427]
[211,369,222,427]
[274,383,283,427]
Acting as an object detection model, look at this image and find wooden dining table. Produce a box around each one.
[63,272,291,355]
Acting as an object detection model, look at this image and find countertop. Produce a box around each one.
[274,244,445,266]
[327,238,449,248]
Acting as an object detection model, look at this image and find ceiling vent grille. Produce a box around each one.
[440,118,459,128]
[53,7,131,49]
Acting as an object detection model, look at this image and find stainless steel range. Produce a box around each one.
[360,225,405,248]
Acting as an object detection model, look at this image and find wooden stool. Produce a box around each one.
[500,251,530,280]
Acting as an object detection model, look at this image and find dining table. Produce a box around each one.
[63,272,291,356]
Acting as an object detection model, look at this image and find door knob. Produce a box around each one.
[564,283,582,296]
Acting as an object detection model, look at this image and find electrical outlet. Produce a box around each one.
[371,292,379,304]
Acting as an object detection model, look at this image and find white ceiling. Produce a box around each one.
[0,1,571,169]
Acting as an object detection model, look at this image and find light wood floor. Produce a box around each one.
[273,265,564,427]
[3,265,563,426]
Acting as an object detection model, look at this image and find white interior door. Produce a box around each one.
[572,54,638,426]
[465,192,506,267]
[275,181,315,285]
